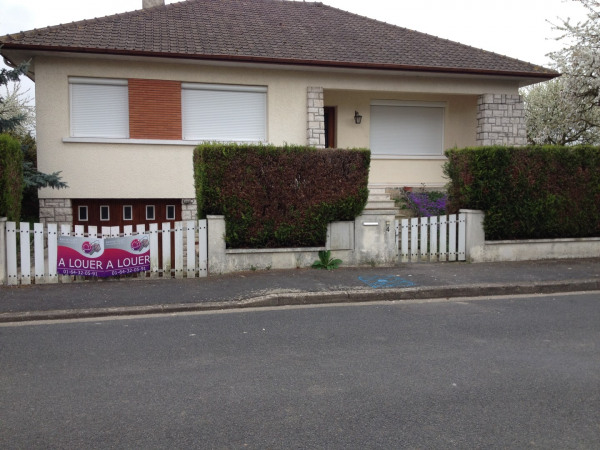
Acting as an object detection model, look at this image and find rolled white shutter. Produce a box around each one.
[70,79,129,138]
[182,84,267,142]
[370,103,444,156]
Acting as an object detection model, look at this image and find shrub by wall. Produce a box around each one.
[0,133,24,221]
[445,146,600,240]
[194,143,370,248]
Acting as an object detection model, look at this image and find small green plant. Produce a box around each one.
[311,250,342,270]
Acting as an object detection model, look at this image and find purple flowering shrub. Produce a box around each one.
[405,190,447,217]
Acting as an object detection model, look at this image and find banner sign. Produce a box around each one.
[57,234,150,278]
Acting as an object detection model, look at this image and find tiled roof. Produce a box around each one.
[0,0,557,78]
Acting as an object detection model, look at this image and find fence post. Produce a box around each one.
[47,224,58,284]
[460,209,485,262]
[162,222,171,277]
[186,220,196,278]
[174,221,184,279]
[207,215,226,274]
[19,222,31,285]
[34,223,45,284]
[149,223,159,278]
[0,218,6,285]
[60,224,72,283]
[198,219,208,277]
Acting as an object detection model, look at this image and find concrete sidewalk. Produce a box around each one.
[0,258,599,322]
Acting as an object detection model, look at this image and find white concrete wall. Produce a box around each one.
[206,211,398,274]
[463,209,600,262]
[34,54,523,200]
[471,238,600,262]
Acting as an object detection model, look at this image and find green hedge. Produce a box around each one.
[194,143,370,248]
[0,134,24,221]
[444,146,600,240]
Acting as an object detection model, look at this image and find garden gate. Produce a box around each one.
[395,213,466,262]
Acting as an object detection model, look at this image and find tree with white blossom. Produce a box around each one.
[0,81,35,136]
[523,0,600,145]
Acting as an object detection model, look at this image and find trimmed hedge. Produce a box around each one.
[194,143,370,248]
[444,146,600,240]
[0,134,24,221]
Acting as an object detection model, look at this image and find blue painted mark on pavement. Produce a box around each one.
[358,275,416,289]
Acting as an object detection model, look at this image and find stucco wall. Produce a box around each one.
[34,55,522,199]
[325,90,479,186]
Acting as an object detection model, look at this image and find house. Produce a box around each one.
[0,0,557,228]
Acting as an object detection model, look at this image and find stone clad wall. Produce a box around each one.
[307,87,325,148]
[181,198,197,221]
[39,199,73,226]
[476,94,526,146]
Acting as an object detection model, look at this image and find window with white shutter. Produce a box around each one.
[182,83,267,142]
[69,78,129,138]
[370,100,445,157]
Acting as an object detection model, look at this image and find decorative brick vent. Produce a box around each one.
[129,79,182,140]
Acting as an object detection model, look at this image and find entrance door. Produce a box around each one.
[324,106,336,148]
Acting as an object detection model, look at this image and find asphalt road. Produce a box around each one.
[1,293,599,449]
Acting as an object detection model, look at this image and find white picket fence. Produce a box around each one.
[2,220,207,286]
[396,213,466,262]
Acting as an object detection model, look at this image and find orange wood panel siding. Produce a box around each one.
[129,79,182,140]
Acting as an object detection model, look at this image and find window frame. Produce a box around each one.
[123,205,133,221]
[166,205,176,221]
[146,205,156,221]
[369,100,446,158]
[78,205,88,222]
[99,205,110,222]
[69,77,129,139]
[181,83,267,142]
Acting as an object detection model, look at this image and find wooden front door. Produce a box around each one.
[324,106,336,148]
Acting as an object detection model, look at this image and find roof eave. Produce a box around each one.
[0,44,560,80]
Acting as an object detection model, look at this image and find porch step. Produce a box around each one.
[369,193,392,201]
[364,186,399,213]
[364,199,397,210]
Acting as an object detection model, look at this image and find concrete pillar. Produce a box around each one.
[461,209,485,262]
[353,212,397,265]
[0,218,6,285]
[476,94,526,146]
[207,215,226,274]
[307,87,325,148]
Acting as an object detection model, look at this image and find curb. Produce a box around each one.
[1,279,599,324]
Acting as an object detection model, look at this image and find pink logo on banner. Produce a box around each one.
[81,241,102,256]
[130,236,149,252]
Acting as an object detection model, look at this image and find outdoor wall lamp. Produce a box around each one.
[354,110,362,124]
